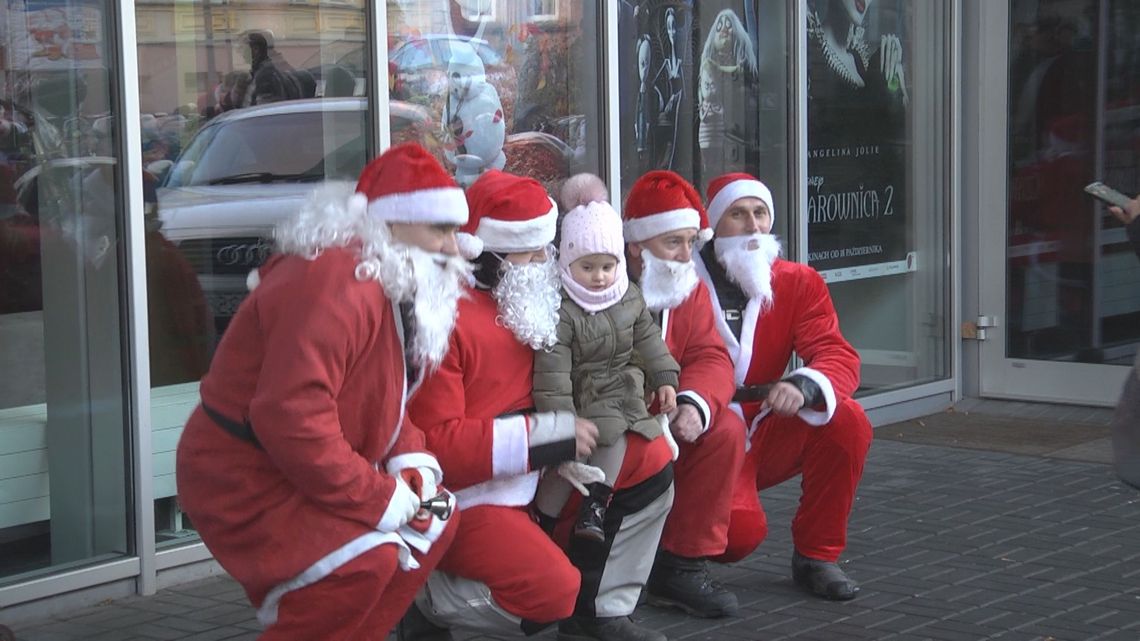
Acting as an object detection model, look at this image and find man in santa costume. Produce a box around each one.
[695,172,873,601]
[176,143,468,640]
[404,170,675,641]
[621,170,743,619]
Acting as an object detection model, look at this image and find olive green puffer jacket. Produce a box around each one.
[533,283,680,446]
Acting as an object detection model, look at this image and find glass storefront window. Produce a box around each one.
[1006,0,1140,366]
[134,0,370,546]
[617,0,791,231]
[0,1,130,582]
[807,0,950,393]
[386,1,604,192]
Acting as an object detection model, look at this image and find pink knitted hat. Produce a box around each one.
[558,201,626,271]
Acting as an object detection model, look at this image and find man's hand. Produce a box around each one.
[657,385,677,414]
[668,404,703,443]
[575,417,598,458]
[1108,195,1140,225]
[765,381,805,417]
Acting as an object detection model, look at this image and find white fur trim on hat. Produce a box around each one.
[707,180,774,231]
[246,268,261,291]
[623,207,701,243]
[475,198,558,254]
[366,187,469,225]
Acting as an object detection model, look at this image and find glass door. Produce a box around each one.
[978,0,1138,405]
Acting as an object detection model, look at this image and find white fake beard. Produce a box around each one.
[491,253,562,351]
[355,223,471,372]
[639,250,699,312]
[713,233,781,310]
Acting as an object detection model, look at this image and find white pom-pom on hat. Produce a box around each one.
[456,232,485,260]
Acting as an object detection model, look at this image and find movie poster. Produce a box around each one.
[617,0,697,194]
[806,0,912,281]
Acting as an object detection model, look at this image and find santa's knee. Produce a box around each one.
[519,557,580,622]
[819,400,873,459]
[714,507,768,563]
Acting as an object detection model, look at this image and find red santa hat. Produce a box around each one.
[458,169,558,259]
[623,170,713,243]
[351,142,469,226]
[705,172,775,233]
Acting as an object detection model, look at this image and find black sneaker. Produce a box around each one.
[646,551,739,618]
[395,600,453,641]
[573,483,611,542]
[791,551,859,601]
[557,615,667,641]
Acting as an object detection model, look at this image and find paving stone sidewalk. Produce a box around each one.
[6,437,1140,641]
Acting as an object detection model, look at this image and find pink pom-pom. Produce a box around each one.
[559,173,609,211]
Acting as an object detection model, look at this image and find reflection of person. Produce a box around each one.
[622,171,744,619]
[1108,194,1140,489]
[533,189,680,542]
[635,35,653,154]
[695,173,873,601]
[238,30,310,105]
[698,9,758,178]
[651,7,684,168]
[176,144,470,639]
[443,43,507,187]
[402,170,587,638]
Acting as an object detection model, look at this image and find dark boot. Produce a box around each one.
[574,483,612,542]
[395,600,453,641]
[557,615,667,641]
[531,504,559,537]
[791,550,859,601]
[646,551,738,618]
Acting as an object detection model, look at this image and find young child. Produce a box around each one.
[532,196,680,541]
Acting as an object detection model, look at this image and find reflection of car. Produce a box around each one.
[157,97,431,333]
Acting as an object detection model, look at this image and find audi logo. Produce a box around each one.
[216,241,272,267]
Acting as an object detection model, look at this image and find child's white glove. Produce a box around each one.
[658,414,679,461]
[556,461,606,496]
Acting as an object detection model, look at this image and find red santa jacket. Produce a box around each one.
[176,248,440,605]
[410,287,672,508]
[695,256,861,433]
[659,280,735,432]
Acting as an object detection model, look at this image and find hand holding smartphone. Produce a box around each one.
[1085,182,1134,209]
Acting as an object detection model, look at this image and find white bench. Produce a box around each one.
[0,383,199,530]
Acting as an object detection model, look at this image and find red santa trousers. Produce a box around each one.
[260,512,459,641]
[715,398,872,563]
[437,505,580,624]
[659,412,746,558]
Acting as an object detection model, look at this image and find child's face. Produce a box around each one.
[570,253,619,291]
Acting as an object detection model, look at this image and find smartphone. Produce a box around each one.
[1084,181,1134,209]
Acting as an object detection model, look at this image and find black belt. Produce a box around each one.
[732,384,773,404]
[201,402,263,450]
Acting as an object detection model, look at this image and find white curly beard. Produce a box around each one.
[401,247,471,371]
[639,251,699,312]
[713,233,781,310]
[491,252,562,351]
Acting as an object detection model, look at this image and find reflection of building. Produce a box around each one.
[135,1,367,114]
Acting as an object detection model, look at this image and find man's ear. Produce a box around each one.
[627,242,643,260]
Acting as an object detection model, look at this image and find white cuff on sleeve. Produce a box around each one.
[492,414,530,478]
[386,453,443,485]
[790,366,838,426]
[677,390,712,434]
